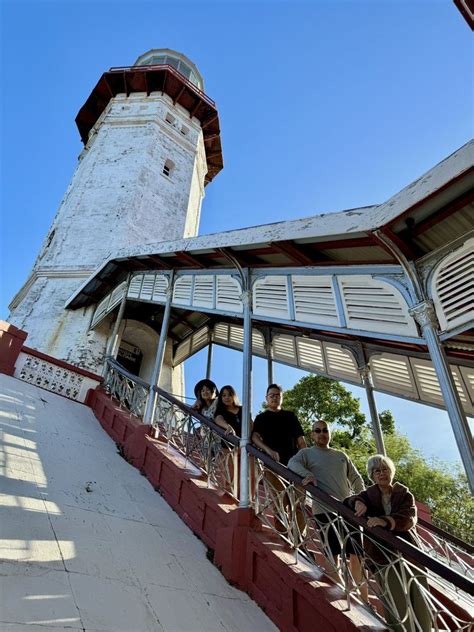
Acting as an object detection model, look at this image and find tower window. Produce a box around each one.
[162,159,175,177]
[165,112,176,125]
[180,125,189,137]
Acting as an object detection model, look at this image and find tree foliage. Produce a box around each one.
[282,374,473,543]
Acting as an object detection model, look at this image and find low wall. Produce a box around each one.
[0,321,28,376]
[14,346,102,403]
[87,388,385,632]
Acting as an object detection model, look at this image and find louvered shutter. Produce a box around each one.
[432,239,474,331]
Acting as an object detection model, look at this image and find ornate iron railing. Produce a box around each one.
[103,358,149,418]
[102,358,473,630]
[248,446,473,631]
[152,386,240,499]
[103,358,240,499]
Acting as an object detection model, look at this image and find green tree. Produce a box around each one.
[282,374,473,543]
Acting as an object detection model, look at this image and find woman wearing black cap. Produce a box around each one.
[193,379,219,419]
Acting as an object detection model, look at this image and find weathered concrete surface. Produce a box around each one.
[9,90,207,374]
[0,374,276,632]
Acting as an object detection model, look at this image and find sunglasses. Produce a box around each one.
[313,428,329,434]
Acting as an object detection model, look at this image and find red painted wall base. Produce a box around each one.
[0,321,27,376]
[86,388,386,632]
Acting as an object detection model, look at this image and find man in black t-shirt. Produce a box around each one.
[252,384,306,536]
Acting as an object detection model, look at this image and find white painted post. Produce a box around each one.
[105,274,131,364]
[143,272,175,426]
[206,329,213,380]
[240,269,252,508]
[265,328,274,386]
[410,301,474,492]
[360,365,386,455]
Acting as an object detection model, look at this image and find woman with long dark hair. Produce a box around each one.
[214,384,249,437]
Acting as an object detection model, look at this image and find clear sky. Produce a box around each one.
[1,1,472,467]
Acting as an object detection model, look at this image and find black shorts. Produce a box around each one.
[314,512,361,558]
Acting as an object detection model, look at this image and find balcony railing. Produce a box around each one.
[103,358,474,631]
[108,64,216,109]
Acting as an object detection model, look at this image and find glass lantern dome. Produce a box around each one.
[134,49,204,90]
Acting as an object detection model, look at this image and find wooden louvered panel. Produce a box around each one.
[338,276,418,336]
[295,338,325,372]
[193,276,214,308]
[191,327,210,354]
[127,275,144,299]
[252,330,266,355]
[152,275,168,301]
[273,335,297,364]
[139,274,156,301]
[370,354,418,398]
[173,276,193,305]
[213,323,230,344]
[173,338,191,366]
[291,275,339,326]
[109,282,126,310]
[253,276,290,319]
[433,239,474,331]
[229,325,244,349]
[216,275,242,313]
[91,295,111,328]
[323,343,360,381]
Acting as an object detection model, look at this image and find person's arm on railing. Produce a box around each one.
[288,450,315,486]
[214,414,236,435]
[251,430,279,462]
[344,490,369,518]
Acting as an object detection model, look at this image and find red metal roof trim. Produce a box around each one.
[75,64,223,184]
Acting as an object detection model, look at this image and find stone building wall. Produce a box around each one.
[9,91,207,380]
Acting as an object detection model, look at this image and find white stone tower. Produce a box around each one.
[8,49,223,383]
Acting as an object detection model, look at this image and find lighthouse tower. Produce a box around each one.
[8,49,223,385]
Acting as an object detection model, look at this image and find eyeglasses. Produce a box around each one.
[313,428,329,434]
[267,393,281,399]
[373,467,390,475]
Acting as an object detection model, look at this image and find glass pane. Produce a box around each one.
[166,56,179,70]
[179,63,191,79]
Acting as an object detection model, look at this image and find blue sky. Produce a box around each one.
[1,1,472,466]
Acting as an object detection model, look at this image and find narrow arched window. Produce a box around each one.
[162,159,175,177]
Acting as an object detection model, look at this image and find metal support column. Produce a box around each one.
[240,269,252,508]
[206,328,213,379]
[105,274,131,367]
[410,301,474,492]
[264,328,273,386]
[360,365,386,455]
[143,272,174,426]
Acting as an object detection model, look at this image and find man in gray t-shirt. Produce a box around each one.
[288,419,367,596]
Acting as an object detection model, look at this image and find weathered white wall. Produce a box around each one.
[9,91,208,378]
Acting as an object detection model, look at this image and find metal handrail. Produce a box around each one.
[102,358,473,628]
[108,64,216,108]
[247,444,473,596]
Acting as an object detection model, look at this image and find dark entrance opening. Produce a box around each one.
[117,341,143,375]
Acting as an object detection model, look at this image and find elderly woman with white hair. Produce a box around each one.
[345,454,432,632]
